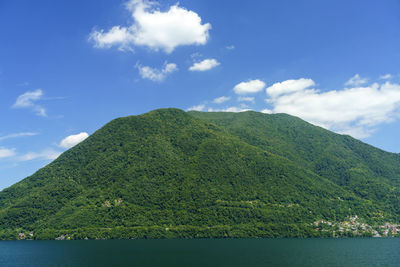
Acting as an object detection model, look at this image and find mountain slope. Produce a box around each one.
[189,111,400,214]
[0,108,399,239]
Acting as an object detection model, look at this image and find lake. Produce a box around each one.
[0,238,399,266]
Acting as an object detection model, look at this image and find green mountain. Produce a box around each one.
[1,108,400,240]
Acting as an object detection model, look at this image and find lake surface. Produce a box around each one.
[0,238,399,266]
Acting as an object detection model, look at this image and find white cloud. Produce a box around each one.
[59,132,89,149]
[345,74,368,86]
[265,78,400,138]
[189,58,220,71]
[208,106,250,112]
[19,149,61,161]
[189,104,250,113]
[223,106,250,112]
[237,96,255,103]
[213,96,230,104]
[266,78,315,99]
[0,148,16,159]
[12,89,46,116]
[226,45,235,50]
[0,132,38,142]
[336,126,375,139]
[261,109,273,114]
[187,104,205,111]
[89,26,135,52]
[90,0,211,53]
[190,52,202,59]
[136,62,177,81]
[380,74,392,80]
[233,79,266,95]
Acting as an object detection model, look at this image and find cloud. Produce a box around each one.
[0,132,38,142]
[90,0,211,53]
[266,78,315,99]
[19,149,61,161]
[237,96,255,103]
[136,62,178,81]
[223,107,250,112]
[187,104,205,111]
[89,26,135,52]
[345,74,368,86]
[189,58,220,71]
[190,52,202,59]
[380,74,392,80]
[226,45,235,50]
[261,109,273,114]
[12,89,46,116]
[265,78,400,138]
[233,79,266,95]
[0,148,16,159]
[189,103,250,113]
[208,106,250,112]
[213,96,230,104]
[59,132,89,149]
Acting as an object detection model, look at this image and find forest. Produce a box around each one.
[0,108,399,239]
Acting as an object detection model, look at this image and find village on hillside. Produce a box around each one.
[314,215,400,237]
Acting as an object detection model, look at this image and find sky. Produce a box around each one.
[1,0,400,190]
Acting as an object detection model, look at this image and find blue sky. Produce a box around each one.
[1,0,400,189]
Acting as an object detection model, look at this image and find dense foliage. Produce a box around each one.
[0,108,399,239]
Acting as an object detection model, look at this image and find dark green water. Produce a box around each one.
[0,239,399,266]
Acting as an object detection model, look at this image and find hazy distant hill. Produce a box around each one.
[1,108,399,240]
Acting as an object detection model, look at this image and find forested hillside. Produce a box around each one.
[1,108,399,240]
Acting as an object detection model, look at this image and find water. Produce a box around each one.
[0,238,399,266]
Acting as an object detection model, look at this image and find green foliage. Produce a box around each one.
[0,108,399,239]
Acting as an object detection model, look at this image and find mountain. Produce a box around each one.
[1,108,399,240]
